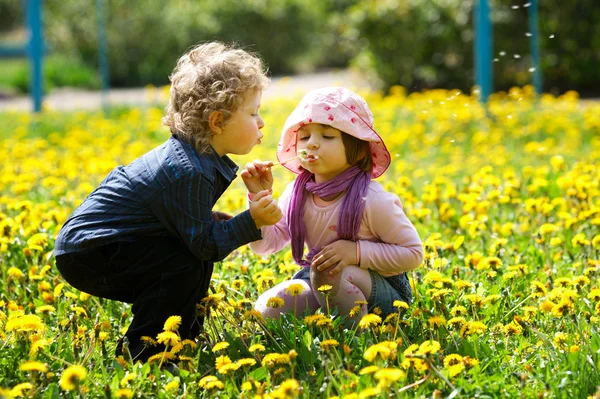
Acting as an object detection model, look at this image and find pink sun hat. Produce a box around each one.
[276,87,391,179]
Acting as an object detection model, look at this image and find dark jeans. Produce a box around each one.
[55,236,212,361]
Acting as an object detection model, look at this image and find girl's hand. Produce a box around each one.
[241,160,275,194]
[212,211,233,221]
[311,240,358,275]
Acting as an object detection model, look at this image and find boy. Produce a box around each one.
[54,42,282,362]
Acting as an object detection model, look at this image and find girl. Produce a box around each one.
[242,87,423,323]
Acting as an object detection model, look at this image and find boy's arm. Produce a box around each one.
[358,191,424,275]
[151,175,262,263]
[248,183,294,255]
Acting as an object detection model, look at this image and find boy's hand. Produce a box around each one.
[241,160,274,194]
[249,189,282,229]
[311,240,358,275]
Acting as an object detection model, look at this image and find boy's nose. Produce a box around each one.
[308,141,319,149]
[257,116,265,129]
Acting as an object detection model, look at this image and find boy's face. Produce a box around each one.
[210,90,264,156]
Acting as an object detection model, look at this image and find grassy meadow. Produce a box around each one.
[0,86,599,398]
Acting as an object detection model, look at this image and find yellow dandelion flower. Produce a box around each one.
[215,355,232,369]
[358,314,382,329]
[115,388,134,398]
[359,365,379,375]
[156,331,180,347]
[357,385,382,398]
[163,315,182,332]
[212,341,230,353]
[483,294,502,305]
[553,332,569,347]
[571,233,590,247]
[363,341,397,362]
[460,321,487,337]
[243,309,265,323]
[120,373,137,387]
[141,336,158,346]
[7,267,24,280]
[217,362,240,375]
[540,300,555,312]
[5,314,45,333]
[20,360,48,373]
[10,382,33,397]
[320,339,339,350]
[551,299,573,317]
[447,316,467,328]
[538,223,560,235]
[59,365,87,391]
[374,368,405,385]
[349,305,362,317]
[70,306,88,318]
[235,358,257,368]
[504,321,523,335]
[393,300,409,310]
[443,354,465,377]
[417,340,441,355]
[572,275,590,287]
[35,305,56,314]
[181,339,197,349]
[266,297,285,309]
[455,279,475,290]
[285,283,305,296]
[318,284,333,292]
[147,352,175,363]
[262,353,291,368]
[29,337,51,356]
[476,257,503,271]
[198,375,224,390]
[464,294,484,306]
[428,316,446,328]
[271,379,300,398]
[249,343,266,353]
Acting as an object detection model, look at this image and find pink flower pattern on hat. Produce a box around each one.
[277,87,391,178]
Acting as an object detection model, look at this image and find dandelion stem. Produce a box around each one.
[503,293,533,321]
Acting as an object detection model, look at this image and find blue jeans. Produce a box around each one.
[55,236,211,361]
[292,267,412,317]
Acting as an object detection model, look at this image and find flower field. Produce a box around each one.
[0,86,599,398]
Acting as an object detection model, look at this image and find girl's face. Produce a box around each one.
[296,123,350,183]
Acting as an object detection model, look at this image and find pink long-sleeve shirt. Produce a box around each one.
[250,180,424,277]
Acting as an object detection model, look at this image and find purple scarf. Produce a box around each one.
[288,166,371,267]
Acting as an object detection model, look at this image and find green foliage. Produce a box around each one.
[347,0,600,93]
[348,0,474,91]
[0,55,99,94]
[0,0,22,33]
[44,0,329,87]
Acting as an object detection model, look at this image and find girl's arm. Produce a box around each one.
[359,188,424,275]
[248,182,294,255]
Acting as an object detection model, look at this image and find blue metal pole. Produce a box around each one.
[97,0,110,111]
[474,0,492,102]
[27,0,44,112]
[528,0,542,95]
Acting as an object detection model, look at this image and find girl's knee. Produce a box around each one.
[310,267,341,292]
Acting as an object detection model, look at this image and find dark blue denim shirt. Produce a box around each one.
[54,135,261,262]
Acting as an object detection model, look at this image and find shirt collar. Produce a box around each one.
[171,135,238,181]
[205,145,239,181]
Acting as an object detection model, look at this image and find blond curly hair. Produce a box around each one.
[163,42,269,154]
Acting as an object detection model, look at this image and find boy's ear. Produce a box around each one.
[208,111,224,135]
